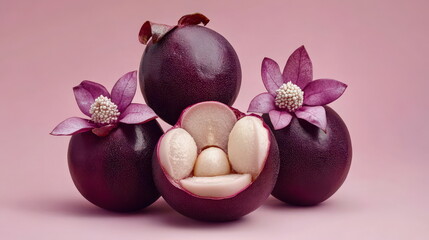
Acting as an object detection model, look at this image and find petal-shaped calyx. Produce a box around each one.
[283,46,313,88]
[254,45,347,131]
[73,81,110,116]
[295,106,327,132]
[139,13,209,45]
[268,110,293,130]
[119,103,157,124]
[303,79,347,106]
[50,117,95,136]
[52,70,159,137]
[178,13,209,26]
[138,21,174,44]
[111,71,137,112]
[248,93,276,113]
[261,57,284,95]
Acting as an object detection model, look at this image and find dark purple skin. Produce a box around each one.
[139,25,242,125]
[263,106,352,206]
[153,126,279,222]
[68,121,164,212]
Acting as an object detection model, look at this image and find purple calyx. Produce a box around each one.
[248,46,347,132]
[138,13,210,45]
[51,71,157,137]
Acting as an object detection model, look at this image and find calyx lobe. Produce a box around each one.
[138,13,210,44]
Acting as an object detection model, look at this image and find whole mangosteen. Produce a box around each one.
[51,71,164,212]
[138,13,242,125]
[248,46,352,205]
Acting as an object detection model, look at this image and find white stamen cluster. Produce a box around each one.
[89,95,120,124]
[274,82,304,112]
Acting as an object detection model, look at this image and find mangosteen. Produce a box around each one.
[153,101,279,221]
[263,106,352,205]
[138,13,241,125]
[51,71,164,212]
[68,122,163,211]
[248,46,352,205]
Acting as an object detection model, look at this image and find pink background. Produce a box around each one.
[1,0,428,239]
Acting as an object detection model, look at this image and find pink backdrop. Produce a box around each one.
[1,0,428,239]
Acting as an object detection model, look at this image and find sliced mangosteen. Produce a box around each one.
[153,101,279,221]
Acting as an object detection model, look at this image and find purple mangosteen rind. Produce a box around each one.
[138,13,242,125]
[152,102,280,221]
[263,106,352,206]
[68,120,164,212]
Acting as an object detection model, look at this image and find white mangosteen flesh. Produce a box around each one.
[181,101,237,152]
[180,174,251,198]
[158,128,197,180]
[194,147,231,177]
[158,102,271,198]
[228,116,269,179]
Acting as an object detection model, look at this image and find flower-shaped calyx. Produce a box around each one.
[138,13,209,45]
[51,71,157,137]
[248,46,347,131]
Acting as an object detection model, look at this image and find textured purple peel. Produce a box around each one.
[303,79,348,106]
[178,13,209,26]
[50,117,95,136]
[264,106,352,206]
[283,46,313,88]
[248,93,276,113]
[268,110,293,130]
[111,71,137,112]
[138,21,174,44]
[68,122,164,212]
[119,103,157,124]
[73,81,110,116]
[261,57,284,95]
[139,14,241,125]
[295,106,327,132]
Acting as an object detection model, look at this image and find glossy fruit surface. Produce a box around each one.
[68,121,164,212]
[263,106,352,205]
[139,25,241,125]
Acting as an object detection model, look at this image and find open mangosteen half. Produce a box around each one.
[152,101,279,221]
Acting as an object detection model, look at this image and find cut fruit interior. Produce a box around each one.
[159,128,197,180]
[181,101,237,152]
[228,116,269,179]
[194,147,231,177]
[158,102,271,198]
[180,174,252,198]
